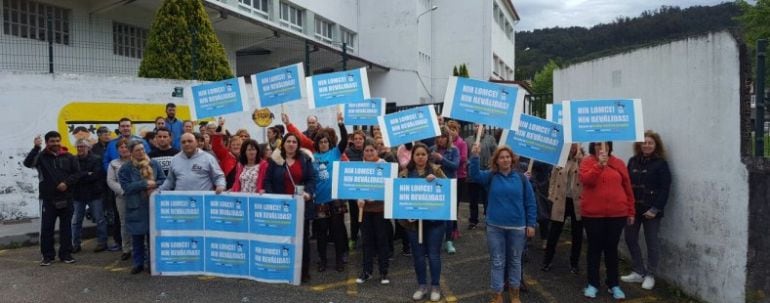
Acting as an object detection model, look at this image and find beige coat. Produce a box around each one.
[547,157,583,222]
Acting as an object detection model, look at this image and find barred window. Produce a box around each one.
[2,0,70,45]
[341,29,355,49]
[112,22,147,59]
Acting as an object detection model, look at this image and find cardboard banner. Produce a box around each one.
[384,178,457,221]
[331,161,398,201]
[188,77,250,120]
[441,77,525,130]
[499,114,570,167]
[150,192,303,285]
[306,67,371,109]
[546,103,563,124]
[378,105,441,147]
[343,98,386,126]
[562,99,644,143]
[250,63,307,108]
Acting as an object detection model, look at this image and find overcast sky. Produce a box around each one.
[514,0,733,31]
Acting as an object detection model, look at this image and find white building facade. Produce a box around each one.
[0,0,520,106]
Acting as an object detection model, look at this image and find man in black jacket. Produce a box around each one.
[71,138,108,253]
[23,131,80,266]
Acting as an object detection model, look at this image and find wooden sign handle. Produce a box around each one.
[418,220,423,244]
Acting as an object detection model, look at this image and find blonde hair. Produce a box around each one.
[128,141,154,180]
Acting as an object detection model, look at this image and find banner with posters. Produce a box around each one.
[307,67,371,109]
[343,98,386,126]
[441,77,526,130]
[383,178,457,221]
[546,103,563,124]
[378,105,441,147]
[562,99,644,143]
[331,161,398,201]
[188,77,251,120]
[150,191,303,285]
[251,63,306,108]
[499,114,570,167]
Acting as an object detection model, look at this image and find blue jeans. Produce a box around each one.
[406,221,445,286]
[486,225,527,292]
[72,199,108,248]
[131,234,148,268]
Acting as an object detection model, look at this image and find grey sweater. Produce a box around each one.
[160,149,225,191]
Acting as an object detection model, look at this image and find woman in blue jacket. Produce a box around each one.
[430,128,460,254]
[263,133,317,283]
[469,144,537,303]
[118,140,165,274]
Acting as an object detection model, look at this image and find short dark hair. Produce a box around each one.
[118,117,132,124]
[97,126,110,134]
[73,126,89,134]
[44,131,61,142]
[166,103,176,109]
[155,127,171,137]
[588,141,613,156]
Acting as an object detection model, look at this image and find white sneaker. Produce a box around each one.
[642,275,655,290]
[620,272,644,283]
[412,286,428,300]
[430,289,441,302]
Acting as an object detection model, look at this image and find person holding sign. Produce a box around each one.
[542,144,585,274]
[620,131,671,291]
[579,142,635,300]
[469,144,537,303]
[118,140,166,274]
[345,130,367,250]
[398,142,447,302]
[210,118,242,190]
[230,139,266,193]
[263,133,317,283]
[355,139,392,285]
[309,112,349,273]
[429,128,460,255]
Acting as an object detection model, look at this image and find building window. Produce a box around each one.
[493,3,501,27]
[505,21,513,40]
[238,0,269,18]
[113,22,147,59]
[493,55,500,76]
[314,18,333,43]
[2,0,70,45]
[279,2,303,32]
[341,28,355,49]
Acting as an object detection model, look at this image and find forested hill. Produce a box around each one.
[515,2,741,79]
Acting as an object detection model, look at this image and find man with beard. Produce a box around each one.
[148,127,179,176]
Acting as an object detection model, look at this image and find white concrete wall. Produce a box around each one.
[0,72,336,219]
[553,31,747,303]
[491,0,515,79]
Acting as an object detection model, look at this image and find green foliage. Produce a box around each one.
[738,0,770,86]
[516,3,741,80]
[531,60,558,94]
[139,0,233,81]
[452,66,459,76]
[452,64,470,78]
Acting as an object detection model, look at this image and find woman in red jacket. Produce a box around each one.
[579,141,634,300]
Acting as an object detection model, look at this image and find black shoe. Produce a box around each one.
[130,266,143,274]
[61,256,76,264]
[121,252,131,261]
[72,246,81,254]
[541,263,552,272]
[40,258,53,266]
[467,223,478,230]
[301,273,311,283]
[570,266,580,275]
[93,245,107,253]
[317,262,327,273]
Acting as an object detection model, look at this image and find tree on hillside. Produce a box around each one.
[531,60,558,94]
[738,0,770,85]
[138,0,233,81]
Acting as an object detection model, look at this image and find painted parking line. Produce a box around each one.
[345,269,358,296]
[523,274,559,303]
[439,277,457,302]
[624,296,659,303]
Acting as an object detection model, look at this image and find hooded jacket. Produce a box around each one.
[24,146,80,201]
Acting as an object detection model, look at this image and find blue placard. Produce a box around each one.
[343,98,386,126]
[378,105,441,147]
[563,99,644,143]
[249,194,297,237]
[250,241,297,283]
[384,178,457,221]
[205,237,250,277]
[546,103,563,124]
[500,114,570,167]
[251,63,306,108]
[189,77,250,120]
[307,67,371,109]
[205,194,249,233]
[331,161,398,201]
[154,193,204,231]
[154,236,205,274]
[441,77,525,130]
